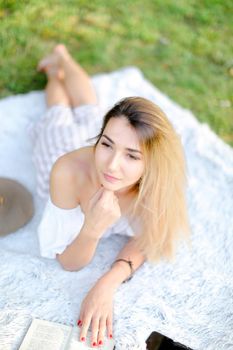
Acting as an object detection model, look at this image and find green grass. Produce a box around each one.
[0,0,232,145]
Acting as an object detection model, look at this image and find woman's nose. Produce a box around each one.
[107,154,120,171]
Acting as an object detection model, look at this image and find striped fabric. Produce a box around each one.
[28,104,104,199]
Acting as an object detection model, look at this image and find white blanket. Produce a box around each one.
[0,67,233,350]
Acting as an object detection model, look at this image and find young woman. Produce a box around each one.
[29,44,190,348]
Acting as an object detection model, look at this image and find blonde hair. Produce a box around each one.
[94,97,190,263]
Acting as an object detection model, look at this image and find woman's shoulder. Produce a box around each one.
[53,146,94,174]
[50,146,94,208]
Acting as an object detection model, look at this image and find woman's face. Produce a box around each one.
[94,117,145,194]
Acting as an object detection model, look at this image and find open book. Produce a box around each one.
[19,319,115,350]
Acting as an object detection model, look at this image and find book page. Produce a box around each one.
[19,319,72,350]
[68,327,115,350]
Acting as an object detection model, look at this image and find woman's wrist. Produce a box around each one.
[80,223,101,242]
[98,262,132,291]
[111,259,134,283]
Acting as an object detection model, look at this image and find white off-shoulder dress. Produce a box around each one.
[28,104,135,259]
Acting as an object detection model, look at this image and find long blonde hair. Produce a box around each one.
[94,97,190,263]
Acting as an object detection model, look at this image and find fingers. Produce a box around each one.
[90,316,110,347]
[91,317,101,347]
[89,186,105,206]
[106,314,113,340]
[96,317,108,347]
[79,313,92,344]
[99,189,118,205]
[78,314,113,347]
[90,186,118,208]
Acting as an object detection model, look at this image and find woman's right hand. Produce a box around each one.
[83,187,121,240]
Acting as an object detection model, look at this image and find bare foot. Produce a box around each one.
[53,44,70,60]
[37,44,70,79]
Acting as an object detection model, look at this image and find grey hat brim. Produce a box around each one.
[0,178,34,236]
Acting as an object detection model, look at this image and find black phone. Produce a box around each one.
[146,331,194,350]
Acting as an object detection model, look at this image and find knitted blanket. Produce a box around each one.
[0,67,232,350]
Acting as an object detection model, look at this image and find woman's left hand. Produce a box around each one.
[77,280,114,347]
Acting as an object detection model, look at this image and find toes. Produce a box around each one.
[37,44,69,74]
[37,56,54,72]
[37,59,49,71]
[54,43,66,52]
[54,44,70,61]
[37,54,64,79]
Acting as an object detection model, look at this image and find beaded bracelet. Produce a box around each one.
[111,258,134,283]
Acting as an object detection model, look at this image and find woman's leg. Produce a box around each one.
[45,75,70,108]
[33,46,100,198]
[38,44,98,108]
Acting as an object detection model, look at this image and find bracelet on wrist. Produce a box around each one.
[111,258,134,283]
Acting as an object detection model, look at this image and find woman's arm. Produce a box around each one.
[56,188,123,271]
[98,236,146,288]
[56,226,100,271]
[77,237,146,346]
[50,156,99,270]
[51,156,122,271]
[51,156,99,270]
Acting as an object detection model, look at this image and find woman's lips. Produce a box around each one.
[103,173,120,183]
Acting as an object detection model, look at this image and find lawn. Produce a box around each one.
[0,0,232,145]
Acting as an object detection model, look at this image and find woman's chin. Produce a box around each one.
[101,182,134,196]
[101,182,122,191]
[100,178,126,192]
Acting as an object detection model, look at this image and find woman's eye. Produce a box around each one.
[128,154,139,160]
[101,142,111,148]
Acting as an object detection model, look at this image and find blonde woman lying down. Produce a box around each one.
[29,44,190,348]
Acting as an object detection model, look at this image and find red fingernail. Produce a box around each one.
[98,340,103,345]
[81,337,85,341]
[92,342,97,346]
[109,334,113,338]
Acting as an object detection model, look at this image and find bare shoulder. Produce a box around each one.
[50,146,93,209]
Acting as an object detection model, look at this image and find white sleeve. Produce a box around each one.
[37,197,85,259]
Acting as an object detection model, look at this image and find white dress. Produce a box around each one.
[28,104,135,259]
[38,197,134,259]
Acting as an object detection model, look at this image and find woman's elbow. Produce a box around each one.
[56,254,88,272]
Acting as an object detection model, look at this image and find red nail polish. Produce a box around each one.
[109,334,113,338]
[81,337,85,341]
[92,342,97,346]
[98,340,103,345]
